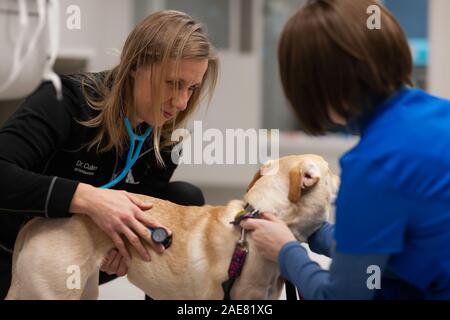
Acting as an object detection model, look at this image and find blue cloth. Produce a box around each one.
[279,88,450,299]
[308,222,335,257]
[280,242,390,299]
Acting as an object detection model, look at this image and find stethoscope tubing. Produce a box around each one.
[100,117,152,189]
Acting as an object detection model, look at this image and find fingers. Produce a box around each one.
[109,250,122,272]
[120,225,151,262]
[127,194,153,211]
[241,214,277,230]
[120,193,169,256]
[129,217,165,254]
[261,212,279,222]
[240,218,260,230]
[115,256,128,277]
[127,195,170,252]
[100,249,118,273]
[136,211,172,235]
[111,233,131,261]
[109,253,128,277]
[100,249,128,276]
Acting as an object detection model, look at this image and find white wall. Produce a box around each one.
[428,0,450,99]
[58,0,133,71]
[56,0,140,299]
[170,51,264,188]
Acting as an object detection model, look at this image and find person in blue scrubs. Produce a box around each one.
[241,0,450,299]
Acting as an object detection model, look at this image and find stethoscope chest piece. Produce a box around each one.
[149,227,172,249]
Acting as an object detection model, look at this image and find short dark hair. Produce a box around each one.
[278,0,413,135]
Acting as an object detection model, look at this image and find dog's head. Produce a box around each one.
[244,154,339,241]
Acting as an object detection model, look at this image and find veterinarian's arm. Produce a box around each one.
[0,83,165,261]
[279,242,389,300]
[307,222,335,257]
[281,156,408,299]
[0,83,78,218]
[70,183,168,261]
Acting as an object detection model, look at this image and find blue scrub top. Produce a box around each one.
[335,87,450,297]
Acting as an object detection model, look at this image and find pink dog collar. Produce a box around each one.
[222,204,261,300]
[230,203,261,225]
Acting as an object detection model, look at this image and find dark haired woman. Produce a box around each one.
[242,0,450,300]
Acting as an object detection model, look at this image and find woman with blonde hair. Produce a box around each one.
[0,10,218,298]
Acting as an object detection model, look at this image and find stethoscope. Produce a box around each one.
[100,117,152,189]
[99,117,172,248]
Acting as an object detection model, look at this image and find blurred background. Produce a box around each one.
[1,0,449,299]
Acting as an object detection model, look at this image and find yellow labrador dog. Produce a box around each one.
[6,154,339,300]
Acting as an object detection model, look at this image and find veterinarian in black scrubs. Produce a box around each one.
[0,10,218,299]
[242,0,450,299]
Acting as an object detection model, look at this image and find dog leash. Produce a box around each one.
[222,204,260,300]
[285,280,304,300]
[223,203,304,300]
[230,203,261,226]
[221,227,249,300]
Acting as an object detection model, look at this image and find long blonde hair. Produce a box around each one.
[80,10,218,165]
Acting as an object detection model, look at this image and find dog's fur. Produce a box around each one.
[6,154,339,300]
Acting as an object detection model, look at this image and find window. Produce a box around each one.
[262,0,429,131]
[262,0,306,131]
[165,0,230,50]
[384,0,429,89]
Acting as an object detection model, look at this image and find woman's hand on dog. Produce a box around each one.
[101,249,128,276]
[241,212,296,262]
[70,183,170,262]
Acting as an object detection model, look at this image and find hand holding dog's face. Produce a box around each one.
[244,155,339,242]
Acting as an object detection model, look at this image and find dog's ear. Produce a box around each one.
[246,160,277,192]
[288,160,320,203]
[246,169,261,192]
